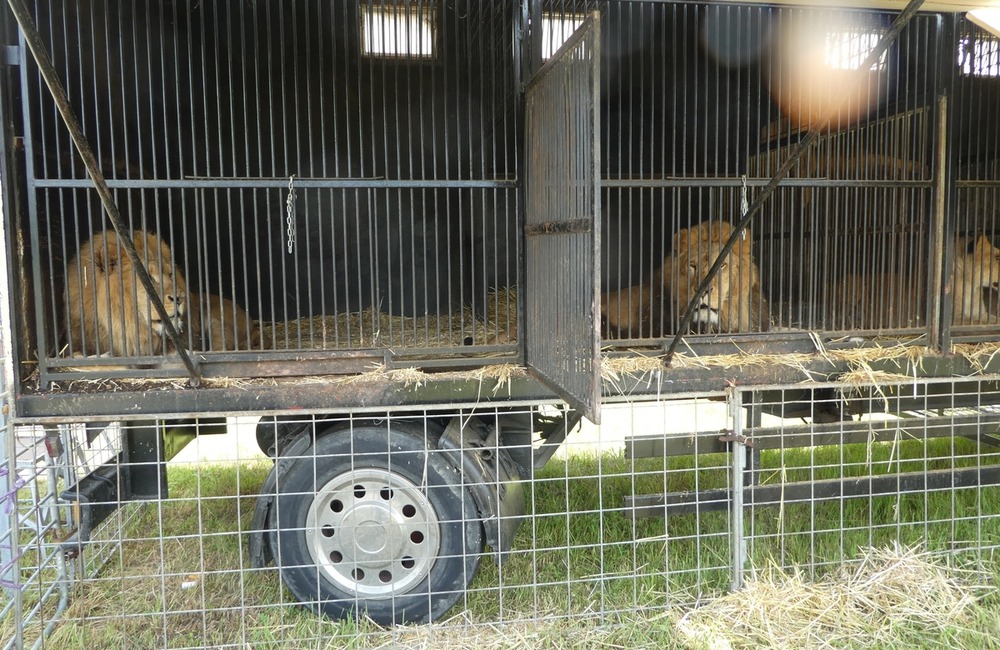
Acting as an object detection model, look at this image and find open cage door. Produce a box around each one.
[524,12,601,423]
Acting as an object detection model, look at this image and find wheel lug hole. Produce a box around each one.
[351,568,365,581]
[354,485,366,499]
[401,556,415,570]
[380,488,393,500]
[321,525,335,538]
[330,550,343,563]
[402,504,416,518]
[330,500,344,513]
[378,570,392,583]
[410,531,424,544]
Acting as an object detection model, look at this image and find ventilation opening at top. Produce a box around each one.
[542,12,585,60]
[360,2,437,59]
[958,35,1000,77]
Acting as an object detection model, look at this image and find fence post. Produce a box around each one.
[729,389,747,591]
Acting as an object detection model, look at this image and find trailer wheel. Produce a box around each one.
[271,425,483,625]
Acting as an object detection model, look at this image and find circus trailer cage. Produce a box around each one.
[0,0,999,634]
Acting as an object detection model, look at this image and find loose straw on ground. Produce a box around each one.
[676,544,988,650]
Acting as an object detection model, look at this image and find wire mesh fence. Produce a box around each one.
[1,377,999,647]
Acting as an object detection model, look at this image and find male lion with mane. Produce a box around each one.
[659,220,768,334]
[65,229,187,357]
[600,221,768,338]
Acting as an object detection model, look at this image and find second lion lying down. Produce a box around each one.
[834,234,1000,329]
[601,220,769,337]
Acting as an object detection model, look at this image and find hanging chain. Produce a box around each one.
[740,174,749,240]
[286,174,296,254]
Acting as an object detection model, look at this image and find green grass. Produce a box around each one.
[5,437,1000,649]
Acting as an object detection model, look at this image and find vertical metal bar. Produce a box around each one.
[929,95,948,350]
[0,75,19,639]
[16,25,49,387]
[729,388,746,591]
[527,0,542,83]
[6,0,200,383]
[937,14,958,349]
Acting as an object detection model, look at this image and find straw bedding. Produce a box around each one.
[48,286,1000,392]
[260,287,517,350]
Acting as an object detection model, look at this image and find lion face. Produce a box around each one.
[959,235,1000,290]
[139,254,187,336]
[668,221,765,333]
[65,230,188,357]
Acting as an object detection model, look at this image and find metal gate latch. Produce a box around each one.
[718,430,754,447]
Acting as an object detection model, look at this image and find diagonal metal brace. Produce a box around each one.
[663,0,926,367]
[7,0,200,385]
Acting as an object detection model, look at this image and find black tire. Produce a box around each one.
[271,424,484,625]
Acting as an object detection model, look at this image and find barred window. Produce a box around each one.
[360,2,437,59]
[542,12,585,60]
[959,36,1000,77]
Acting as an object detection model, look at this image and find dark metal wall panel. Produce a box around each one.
[524,12,601,423]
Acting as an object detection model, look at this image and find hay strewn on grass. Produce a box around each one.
[676,544,987,650]
[296,545,989,650]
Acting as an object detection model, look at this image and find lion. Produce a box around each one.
[189,293,261,351]
[952,234,1000,325]
[834,234,1000,329]
[601,284,653,339]
[659,221,768,334]
[65,229,187,357]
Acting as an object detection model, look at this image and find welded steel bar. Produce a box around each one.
[601,178,929,188]
[0,177,20,638]
[728,390,746,591]
[929,95,948,349]
[33,177,520,190]
[6,0,200,384]
[664,0,927,366]
[628,463,1000,518]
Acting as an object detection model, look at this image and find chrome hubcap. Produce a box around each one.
[306,468,441,598]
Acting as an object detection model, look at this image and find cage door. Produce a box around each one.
[524,13,601,423]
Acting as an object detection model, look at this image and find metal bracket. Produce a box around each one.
[718,431,754,448]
